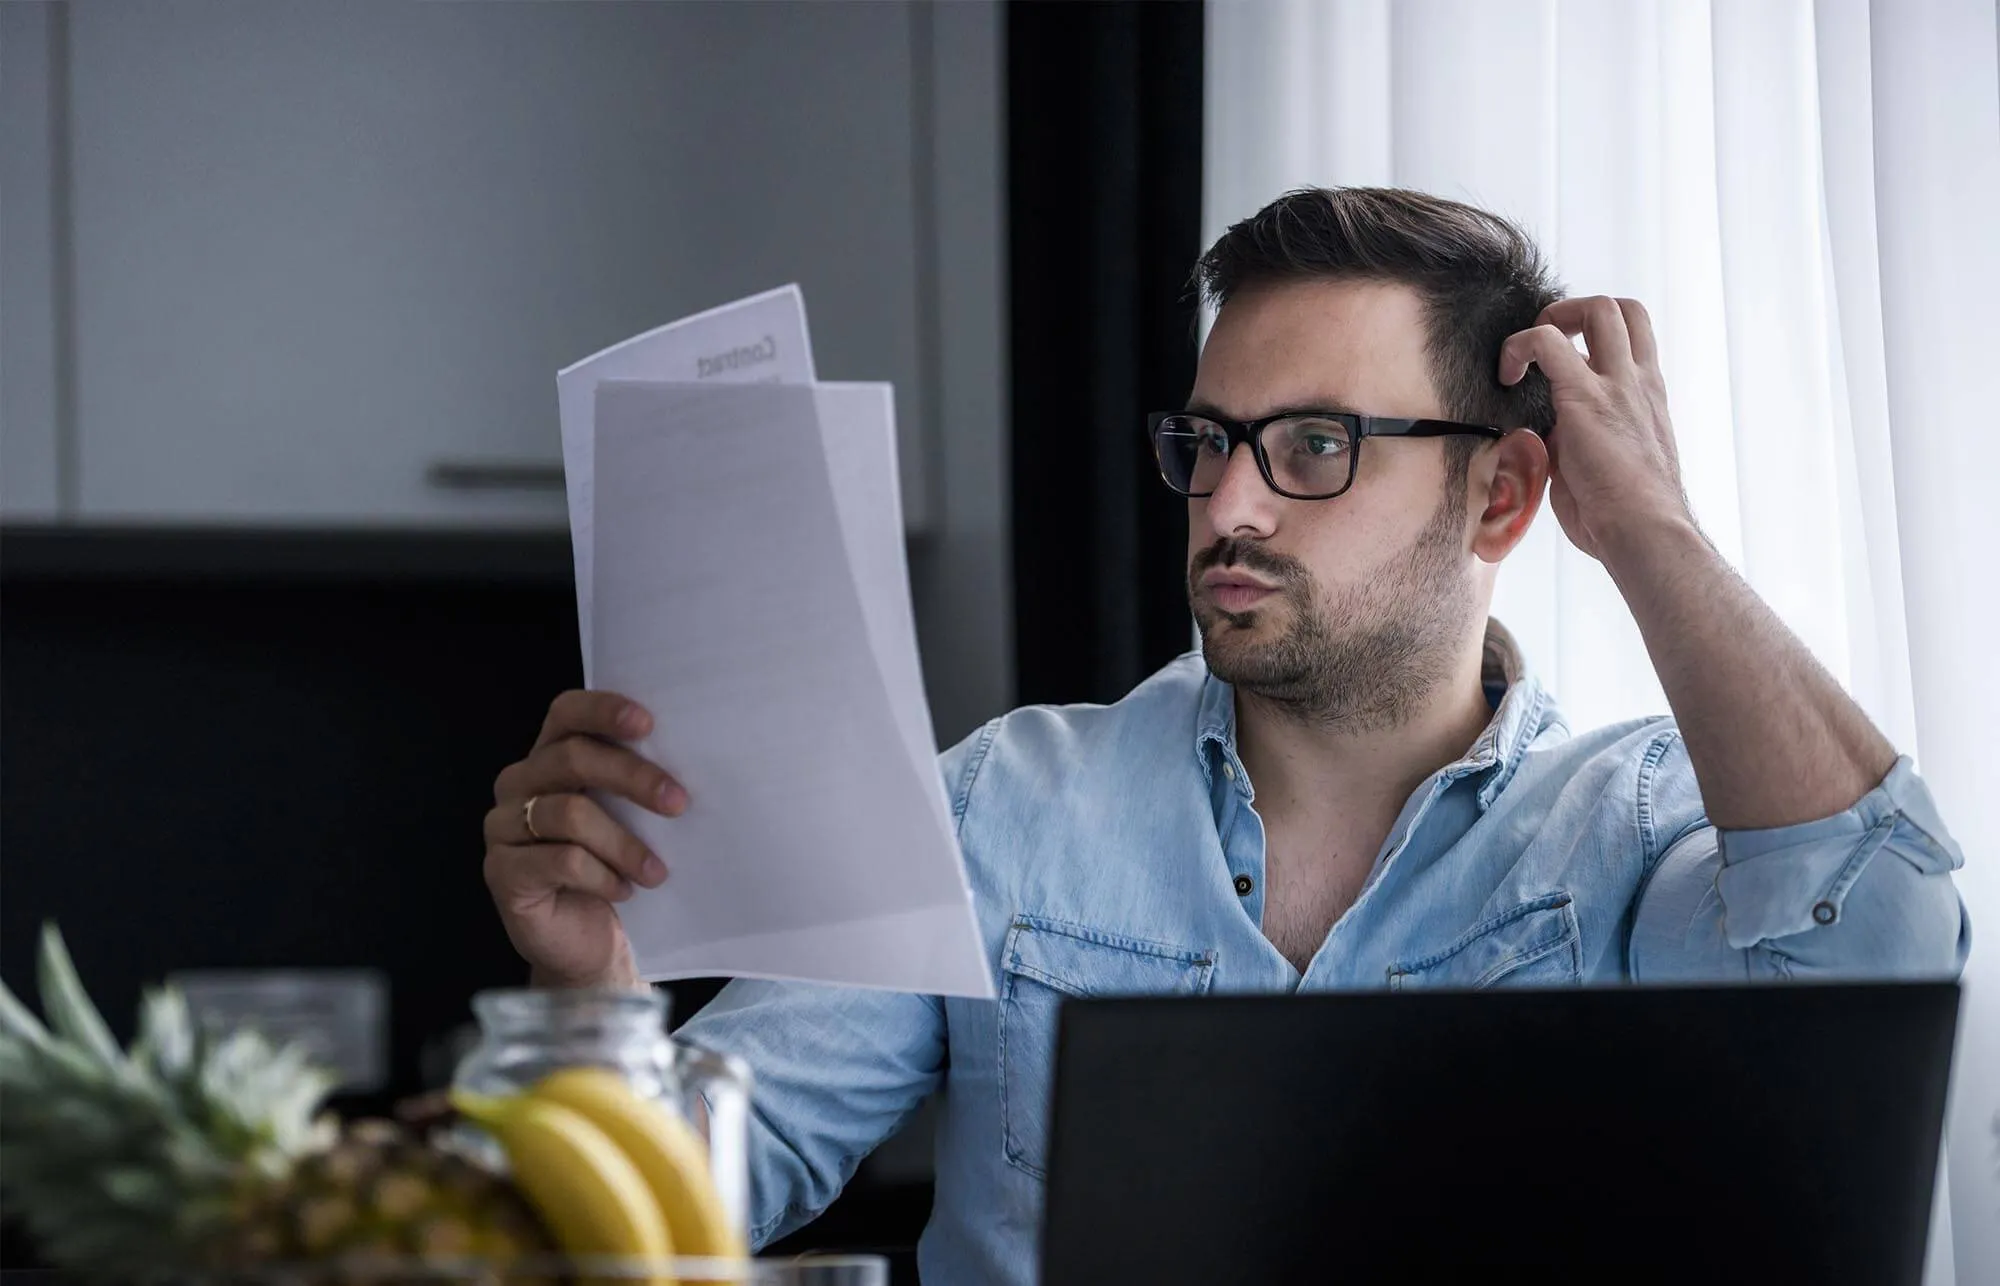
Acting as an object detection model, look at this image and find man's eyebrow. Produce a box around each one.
[1181,398,1362,420]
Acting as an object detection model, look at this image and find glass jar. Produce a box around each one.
[448,987,753,1241]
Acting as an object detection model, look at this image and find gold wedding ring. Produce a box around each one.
[522,794,546,843]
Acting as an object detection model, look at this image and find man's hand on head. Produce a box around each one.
[1498,295,1899,826]
[1497,296,1694,563]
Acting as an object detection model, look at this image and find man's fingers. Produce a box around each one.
[497,736,686,816]
[1499,323,1596,391]
[483,793,666,886]
[1614,297,1659,371]
[1533,297,1634,375]
[485,842,634,906]
[535,690,653,751]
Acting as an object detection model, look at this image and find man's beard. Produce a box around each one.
[1189,488,1477,731]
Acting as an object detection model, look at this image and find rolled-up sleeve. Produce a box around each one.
[1628,739,1969,982]
[676,979,945,1249]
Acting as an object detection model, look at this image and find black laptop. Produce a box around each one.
[1039,983,1958,1285]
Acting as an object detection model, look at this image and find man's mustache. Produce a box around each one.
[1190,538,1305,584]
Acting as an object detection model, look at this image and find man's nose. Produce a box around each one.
[1203,443,1278,539]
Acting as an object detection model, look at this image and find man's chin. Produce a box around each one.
[1194,598,1277,637]
[1195,610,1276,670]
[1198,631,1297,696]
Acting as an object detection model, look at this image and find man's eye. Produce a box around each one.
[1197,430,1229,455]
[1299,433,1346,456]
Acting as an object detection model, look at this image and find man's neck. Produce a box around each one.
[1233,631,1496,842]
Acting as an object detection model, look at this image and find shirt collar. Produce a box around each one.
[1194,666,1253,800]
[1194,618,1551,811]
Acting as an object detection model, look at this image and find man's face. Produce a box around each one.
[1186,278,1481,728]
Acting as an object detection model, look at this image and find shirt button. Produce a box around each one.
[1234,874,1254,897]
[1812,900,1838,926]
[1222,762,1237,781]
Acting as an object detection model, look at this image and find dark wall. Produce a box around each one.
[1009,0,1206,708]
[0,531,595,1094]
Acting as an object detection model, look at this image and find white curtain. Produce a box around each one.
[1204,1,1999,1281]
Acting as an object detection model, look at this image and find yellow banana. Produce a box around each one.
[451,1089,677,1286]
[529,1067,748,1266]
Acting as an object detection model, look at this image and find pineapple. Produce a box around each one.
[0,924,555,1284]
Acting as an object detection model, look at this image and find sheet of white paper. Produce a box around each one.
[590,380,992,998]
[811,383,961,852]
[557,285,815,678]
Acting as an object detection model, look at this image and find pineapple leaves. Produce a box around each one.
[1,921,364,1283]
[35,923,124,1070]
[0,971,54,1050]
[132,986,196,1080]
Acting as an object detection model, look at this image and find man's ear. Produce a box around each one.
[1468,429,1549,564]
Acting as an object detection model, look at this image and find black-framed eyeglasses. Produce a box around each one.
[1147,409,1505,501]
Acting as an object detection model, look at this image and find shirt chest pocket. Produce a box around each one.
[998,915,1216,1180]
[1387,890,1582,990]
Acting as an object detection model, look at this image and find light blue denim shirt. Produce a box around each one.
[678,623,1968,1285]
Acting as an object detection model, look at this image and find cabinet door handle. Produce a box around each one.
[425,461,567,490]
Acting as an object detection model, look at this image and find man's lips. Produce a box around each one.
[1201,570,1280,611]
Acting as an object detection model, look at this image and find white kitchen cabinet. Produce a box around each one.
[1,2,64,520]
[5,0,960,529]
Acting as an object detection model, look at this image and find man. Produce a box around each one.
[483,188,1967,1284]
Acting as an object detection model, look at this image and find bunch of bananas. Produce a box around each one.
[452,1068,747,1286]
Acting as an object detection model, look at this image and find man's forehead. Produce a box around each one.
[1182,389,1366,420]
[1188,343,1406,421]
[1191,278,1437,418]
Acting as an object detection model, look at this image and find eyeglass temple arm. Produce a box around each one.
[1364,417,1507,439]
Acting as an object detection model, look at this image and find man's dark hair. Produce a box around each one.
[1194,186,1564,490]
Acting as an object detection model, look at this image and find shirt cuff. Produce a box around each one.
[1712,756,1962,948]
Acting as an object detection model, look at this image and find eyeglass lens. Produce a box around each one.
[1155,414,1355,498]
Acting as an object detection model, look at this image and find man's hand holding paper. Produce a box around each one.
[484,690,679,991]
[485,289,993,1001]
